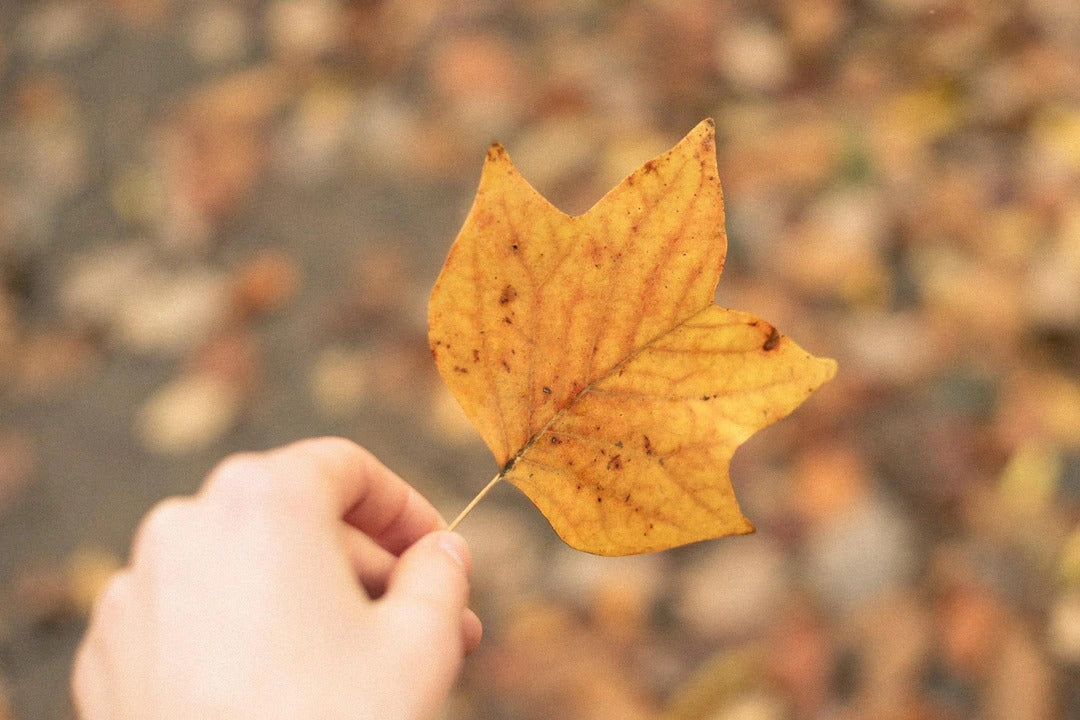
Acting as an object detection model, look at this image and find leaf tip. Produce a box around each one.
[692,117,716,141]
[731,511,756,535]
[480,141,520,186]
[819,356,839,381]
[805,355,840,396]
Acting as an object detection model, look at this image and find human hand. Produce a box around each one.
[72,437,481,720]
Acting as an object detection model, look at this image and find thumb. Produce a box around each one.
[380,531,471,650]
[360,532,474,720]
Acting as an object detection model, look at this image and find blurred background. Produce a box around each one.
[0,0,1078,718]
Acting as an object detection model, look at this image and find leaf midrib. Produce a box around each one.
[497,300,720,477]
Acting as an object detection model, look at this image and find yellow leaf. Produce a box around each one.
[430,119,837,555]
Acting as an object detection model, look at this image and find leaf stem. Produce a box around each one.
[447,472,503,531]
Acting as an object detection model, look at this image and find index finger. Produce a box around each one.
[270,437,446,554]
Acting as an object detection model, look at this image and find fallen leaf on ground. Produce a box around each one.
[429,119,836,555]
[479,600,659,720]
[135,371,243,454]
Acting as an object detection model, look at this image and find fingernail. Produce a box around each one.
[436,531,470,572]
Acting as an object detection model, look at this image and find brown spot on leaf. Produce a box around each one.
[643,435,653,455]
[550,436,561,444]
[607,455,623,470]
[763,326,781,351]
[502,316,513,325]
[498,285,518,305]
[472,348,480,362]
[453,366,468,374]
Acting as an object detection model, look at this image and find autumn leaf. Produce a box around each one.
[429,119,837,556]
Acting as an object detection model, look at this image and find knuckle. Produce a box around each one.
[204,451,311,516]
[204,453,286,509]
[290,436,361,456]
[131,497,191,560]
[205,453,271,499]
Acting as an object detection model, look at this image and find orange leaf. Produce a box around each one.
[429,119,837,555]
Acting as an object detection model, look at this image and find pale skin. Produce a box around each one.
[71,437,482,720]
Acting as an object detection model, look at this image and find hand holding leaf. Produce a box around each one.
[430,119,836,556]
